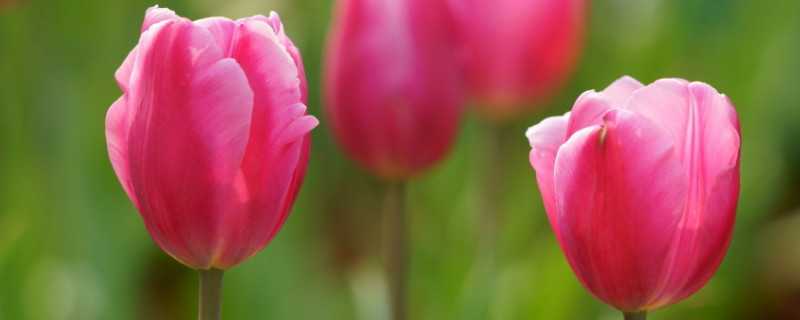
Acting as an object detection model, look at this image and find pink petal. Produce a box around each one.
[211,18,316,268]
[564,76,645,137]
[525,112,569,228]
[324,0,414,173]
[142,5,180,33]
[126,20,253,269]
[566,90,612,136]
[459,0,585,114]
[245,12,280,32]
[264,133,312,255]
[554,109,687,311]
[324,0,462,179]
[105,95,137,207]
[625,80,740,310]
[115,47,137,93]
[194,17,236,57]
[625,79,739,178]
[602,76,644,108]
[649,166,739,310]
[284,134,312,218]
[246,12,309,104]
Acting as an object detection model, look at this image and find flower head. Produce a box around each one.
[106,6,318,270]
[526,76,740,312]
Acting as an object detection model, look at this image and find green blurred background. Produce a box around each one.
[2,0,800,319]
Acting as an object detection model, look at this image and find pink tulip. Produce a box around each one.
[324,0,463,180]
[452,0,586,120]
[526,76,740,313]
[106,6,318,270]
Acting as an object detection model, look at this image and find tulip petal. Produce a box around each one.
[194,17,236,57]
[105,95,137,207]
[258,12,309,104]
[141,5,186,33]
[142,6,180,33]
[566,90,612,136]
[126,20,253,269]
[211,18,316,268]
[115,47,137,93]
[602,76,644,108]
[625,80,740,180]
[526,112,569,228]
[554,109,687,311]
[625,80,741,309]
[565,76,645,137]
[459,0,584,114]
[649,166,739,310]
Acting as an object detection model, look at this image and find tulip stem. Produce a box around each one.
[198,268,225,320]
[384,181,407,320]
[623,311,647,320]
[481,122,502,243]
[459,121,504,318]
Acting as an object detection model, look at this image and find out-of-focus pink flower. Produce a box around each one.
[526,76,741,312]
[324,0,463,180]
[106,6,318,270]
[452,0,586,121]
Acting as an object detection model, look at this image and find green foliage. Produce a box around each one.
[1,0,799,318]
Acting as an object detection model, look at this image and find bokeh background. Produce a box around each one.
[2,0,800,319]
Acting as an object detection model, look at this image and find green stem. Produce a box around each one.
[198,268,225,320]
[384,181,407,320]
[458,121,503,319]
[623,311,647,320]
[481,122,502,243]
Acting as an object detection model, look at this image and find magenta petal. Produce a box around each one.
[650,166,739,310]
[188,58,254,182]
[126,20,254,269]
[554,109,687,311]
[625,80,740,310]
[210,18,316,268]
[602,76,644,108]
[526,112,569,228]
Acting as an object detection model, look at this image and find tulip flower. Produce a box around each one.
[324,0,463,181]
[452,0,586,121]
[106,6,317,319]
[526,76,740,318]
[324,0,462,318]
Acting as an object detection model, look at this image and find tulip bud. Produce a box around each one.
[324,0,463,180]
[526,76,741,313]
[452,0,586,121]
[106,6,318,270]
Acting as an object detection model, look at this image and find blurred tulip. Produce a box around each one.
[324,0,463,180]
[452,0,586,121]
[526,76,741,314]
[106,6,318,270]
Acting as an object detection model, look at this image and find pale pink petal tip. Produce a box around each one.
[526,112,570,151]
[142,5,180,33]
[246,11,282,34]
[566,90,613,136]
[268,11,281,23]
[280,103,319,144]
[601,76,645,108]
[525,125,538,147]
[609,75,645,88]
